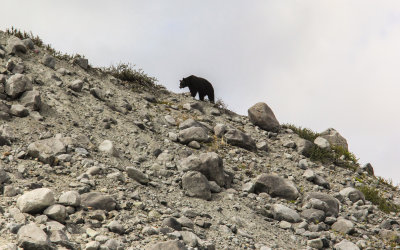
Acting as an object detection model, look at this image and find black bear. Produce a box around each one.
[179,75,215,103]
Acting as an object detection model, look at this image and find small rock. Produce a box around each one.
[43,204,67,222]
[182,171,211,200]
[73,57,89,70]
[98,140,119,157]
[81,192,116,211]
[42,54,56,69]
[126,166,149,184]
[69,79,84,92]
[17,223,50,249]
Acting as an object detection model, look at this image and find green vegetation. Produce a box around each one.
[357,185,399,213]
[103,63,157,87]
[6,26,44,46]
[284,124,320,142]
[377,176,398,191]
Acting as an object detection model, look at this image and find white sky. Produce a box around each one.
[1,1,400,184]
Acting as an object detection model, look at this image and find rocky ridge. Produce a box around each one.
[0,29,399,250]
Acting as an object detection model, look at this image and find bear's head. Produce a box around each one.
[179,77,188,89]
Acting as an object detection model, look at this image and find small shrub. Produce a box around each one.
[332,145,358,165]
[377,177,398,191]
[103,63,157,87]
[309,145,335,163]
[6,26,44,47]
[357,185,399,213]
[216,98,228,110]
[284,124,320,142]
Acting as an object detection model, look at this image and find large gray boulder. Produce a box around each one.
[145,240,186,250]
[333,240,360,250]
[320,128,348,150]
[42,54,56,69]
[58,191,81,207]
[73,57,89,70]
[178,152,230,187]
[182,171,211,200]
[27,137,71,164]
[20,90,41,111]
[254,174,299,200]
[295,138,313,157]
[178,127,210,144]
[6,37,27,54]
[17,223,50,250]
[331,219,355,234]
[303,192,340,217]
[43,204,67,223]
[271,204,301,223]
[339,187,365,203]
[17,188,55,214]
[301,209,326,223]
[81,192,116,211]
[5,73,32,99]
[361,163,374,176]
[224,129,256,151]
[248,102,280,132]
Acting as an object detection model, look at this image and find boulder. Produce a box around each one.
[43,204,67,223]
[271,204,301,223]
[320,128,348,150]
[248,102,280,132]
[331,219,355,234]
[27,137,70,164]
[73,57,89,70]
[20,90,41,110]
[301,209,326,223]
[42,54,56,69]
[224,129,256,151]
[214,123,228,137]
[182,171,211,200]
[5,73,32,99]
[361,163,374,176]
[145,240,186,250]
[314,136,330,149]
[10,104,29,117]
[69,79,84,92]
[98,140,119,157]
[6,37,27,54]
[295,138,313,157]
[17,188,55,214]
[126,166,149,184]
[333,240,360,250]
[58,191,81,207]
[162,217,182,231]
[339,187,365,203]
[303,192,340,217]
[22,38,34,49]
[17,223,50,249]
[179,118,208,130]
[254,174,299,200]
[81,192,116,211]
[178,127,210,144]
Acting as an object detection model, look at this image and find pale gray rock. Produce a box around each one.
[177,216,194,229]
[10,104,29,117]
[179,118,206,130]
[107,220,125,234]
[178,154,202,172]
[6,37,27,54]
[73,57,89,70]
[69,79,84,92]
[224,129,256,151]
[254,174,299,200]
[0,243,18,250]
[0,167,10,184]
[256,141,268,151]
[27,137,69,164]
[164,115,176,125]
[314,136,330,149]
[208,181,222,193]
[242,182,255,193]
[85,241,100,250]
[145,240,186,250]
[320,128,348,150]
[178,127,209,144]
[17,223,50,249]
[182,171,211,200]
[303,192,340,217]
[81,192,116,211]
[5,73,32,99]
[126,166,149,184]
[20,90,41,110]
[180,231,199,247]
[214,123,227,137]
[248,102,280,132]
[307,238,324,249]
[42,54,56,69]
[17,188,55,214]
[163,217,182,231]
[98,140,119,157]
[339,187,365,203]
[22,38,34,49]
[4,185,19,197]
[59,191,81,207]
[188,140,201,149]
[271,204,301,223]
[43,204,67,222]
[301,209,326,223]
[303,169,315,181]
[331,219,355,234]
[90,88,107,101]
[334,239,360,250]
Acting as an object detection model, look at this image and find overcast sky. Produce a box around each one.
[1,1,400,184]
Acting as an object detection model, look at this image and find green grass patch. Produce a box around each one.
[284,124,320,142]
[357,185,399,213]
[102,63,157,87]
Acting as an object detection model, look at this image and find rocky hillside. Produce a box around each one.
[0,29,399,250]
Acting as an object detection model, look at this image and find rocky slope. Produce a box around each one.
[0,29,399,250]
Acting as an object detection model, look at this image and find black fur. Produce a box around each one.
[179,75,215,103]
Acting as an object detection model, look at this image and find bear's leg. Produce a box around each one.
[199,93,205,101]
[190,89,197,98]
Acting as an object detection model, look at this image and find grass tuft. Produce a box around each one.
[103,63,157,87]
[284,124,320,142]
[357,185,399,213]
